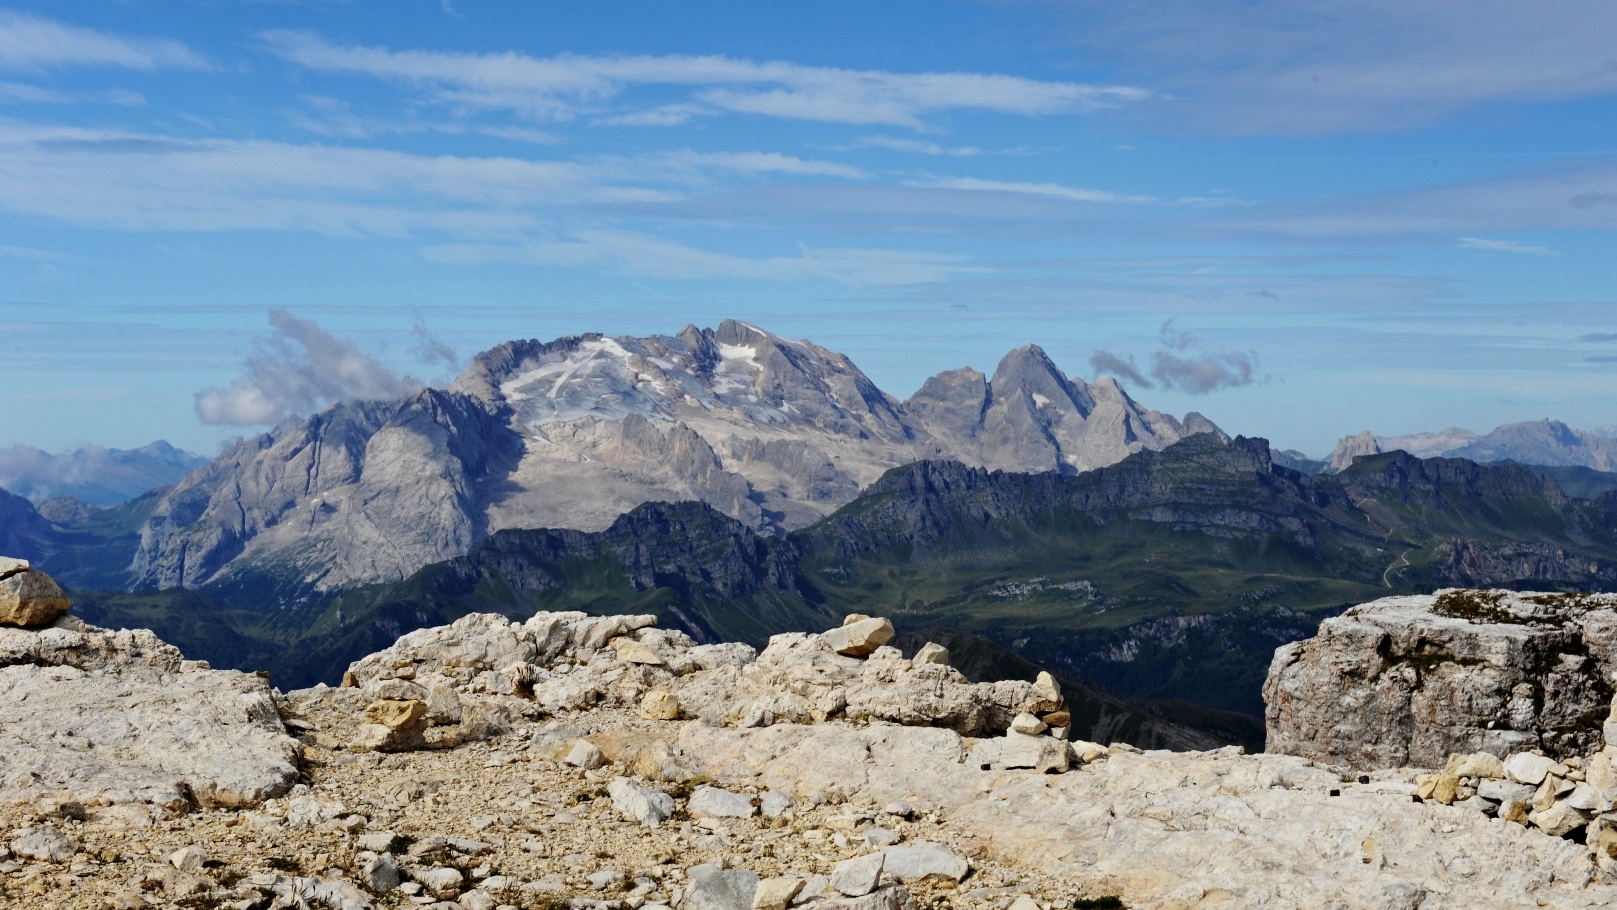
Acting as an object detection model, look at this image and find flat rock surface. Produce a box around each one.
[0,616,299,809]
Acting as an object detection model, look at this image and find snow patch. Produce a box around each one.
[1031,393,1051,409]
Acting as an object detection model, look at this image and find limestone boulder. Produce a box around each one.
[689,785,756,819]
[353,699,429,752]
[608,778,675,827]
[1265,589,1617,768]
[0,567,70,627]
[880,842,970,882]
[642,688,681,720]
[823,617,895,657]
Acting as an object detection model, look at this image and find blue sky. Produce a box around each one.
[0,0,1613,457]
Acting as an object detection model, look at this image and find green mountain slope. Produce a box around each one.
[45,434,1617,724]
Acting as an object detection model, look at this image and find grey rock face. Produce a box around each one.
[0,577,300,808]
[131,388,518,596]
[907,347,1214,476]
[1265,589,1617,768]
[125,321,1219,600]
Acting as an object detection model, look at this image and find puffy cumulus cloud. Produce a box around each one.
[195,310,423,426]
[1090,320,1260,394]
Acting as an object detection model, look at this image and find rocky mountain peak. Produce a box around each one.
[118,321,1221,599]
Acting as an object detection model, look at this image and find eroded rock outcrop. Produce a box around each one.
[1266,588,1617,768]
[0,563,300,809]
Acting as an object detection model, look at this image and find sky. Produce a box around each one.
[0,0,1613,458]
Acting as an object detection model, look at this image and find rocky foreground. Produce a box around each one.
[5,563,1617,909]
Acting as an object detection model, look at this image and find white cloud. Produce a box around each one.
[911,176,1154,204]
[844,135,993,156]
[422,230,981,286]
[1231,158,1617,237]
[1041,0,1617,134]
[261,30,1149,129]
[0,124,611,236]
[1456,237,1557,256]
[0,12,206,72]
[195,309,422,425]
[0,123,878,236]
[647,150,866,180]
[0,82,144,106]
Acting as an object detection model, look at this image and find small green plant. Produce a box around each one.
[668,775,718,800]
[387,833,416,854]
[1073,897,1125,910]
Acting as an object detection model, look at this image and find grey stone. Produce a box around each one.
[356,851,403,893]
[588,870,626,890]
[880,843,970,883]
[10,824,76,862]
[681,867,760,910]
[828,853,884,898]
[565,739,606,770]
[862,828,899,848]
[169,844,206,873]
[356,832,398,854]
[1477,778,1536,802]
[823,618,895,658]
[689,785,756,819]
[412,866,466,899]
[760,791,794,818]
[1505,753,1559,786]
[0,618,299,809]
[610,778,676,827]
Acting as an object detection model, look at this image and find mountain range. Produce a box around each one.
[5,319,1617,740]
[85,320,1224,601]
[0,440,208,506]
[1326,420,1617,473]
[50,433,1617,726]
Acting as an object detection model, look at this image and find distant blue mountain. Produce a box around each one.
[0,441,209,505]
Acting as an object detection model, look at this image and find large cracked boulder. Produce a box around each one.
[0,557,70,627]
[1265,589,1617,768]
[0,607,300,808]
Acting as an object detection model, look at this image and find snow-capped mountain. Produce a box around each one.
[129,320,1225,597]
